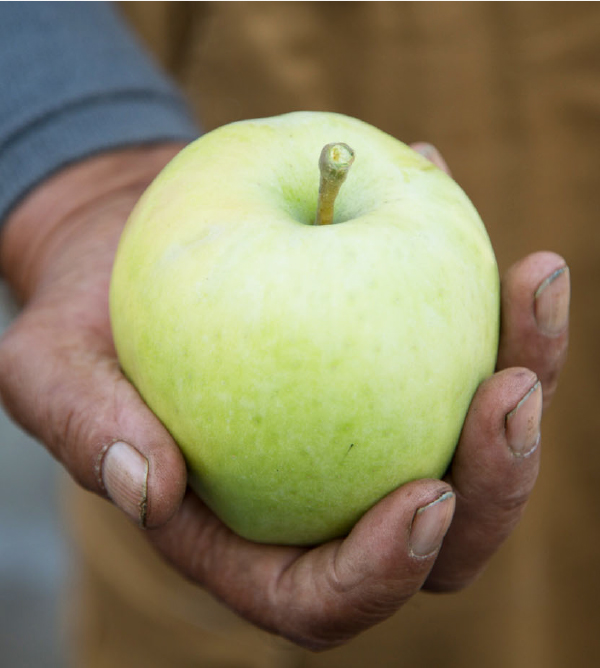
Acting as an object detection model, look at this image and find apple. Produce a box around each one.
[110,111,499,546]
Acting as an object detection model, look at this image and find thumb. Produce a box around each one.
[298,481,456,648]
[0,306,187,528]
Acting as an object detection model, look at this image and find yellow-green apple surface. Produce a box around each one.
[110,111,500,546]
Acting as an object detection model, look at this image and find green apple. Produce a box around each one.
[110,111,499,546]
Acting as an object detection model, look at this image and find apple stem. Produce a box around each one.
[314,142,355,226]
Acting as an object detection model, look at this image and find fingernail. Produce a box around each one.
[534,266,570,336]
[101,441,149,526]
[409,491,455,558]
[505,381,542,457]
[412,142,451,174]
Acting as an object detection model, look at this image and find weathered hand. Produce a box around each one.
[0,145,569,650]
[148,206,569,651]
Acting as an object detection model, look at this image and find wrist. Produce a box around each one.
[0,144,184,301]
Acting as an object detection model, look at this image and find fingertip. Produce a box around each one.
[506,250,567,280]
[502,251,570,327]
[505,378,543,458]
[144,443,188,528]
[479,367,539,415]
[534,265,570,337]
[499,252,569,405]
[411,142,452,175]
[458,367,540,456]
[337,480,455,586]
[100,440,149,526]
[100,434,187,529]
[353,479,454,543]
[408,489,456,559]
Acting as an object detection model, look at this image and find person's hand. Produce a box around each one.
[0,144,569,651]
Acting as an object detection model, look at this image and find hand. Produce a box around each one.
[0,145,569,650]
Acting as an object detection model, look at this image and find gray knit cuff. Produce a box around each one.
[0,2,200,225]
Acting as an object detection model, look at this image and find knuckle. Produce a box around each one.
[464,472,537,531]
[44,378,105,492]
[0,318,104,492]
[288,584,408,652]
[493,487,533,515]
[494,457,540,514]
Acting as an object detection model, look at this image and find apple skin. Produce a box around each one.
[110,111,500,546]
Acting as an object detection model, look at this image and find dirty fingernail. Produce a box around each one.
[102,441,149,526]
[506,380,543,457]
[535,266,570,336]
[409,491,455,558]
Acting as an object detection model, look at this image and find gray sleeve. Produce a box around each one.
[0,1,200,225]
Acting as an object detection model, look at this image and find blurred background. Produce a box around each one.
[0,286,67,667]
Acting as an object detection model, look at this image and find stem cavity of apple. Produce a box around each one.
[314,142,355,226]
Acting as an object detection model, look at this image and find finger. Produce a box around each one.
[411,142,452,175]
[0,307,187,528]
[424,367,542,592]
[497,251,570,408]
[282,481,455,649]
[149,480,455,650]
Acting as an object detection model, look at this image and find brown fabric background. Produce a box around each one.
[69,3,600,666]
